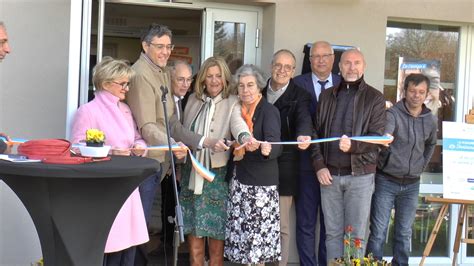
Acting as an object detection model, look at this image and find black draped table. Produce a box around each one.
[0,156,159,266]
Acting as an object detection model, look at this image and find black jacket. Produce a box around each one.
[311,77,386,176]
[235,99,282,186]
[262,79,312,195]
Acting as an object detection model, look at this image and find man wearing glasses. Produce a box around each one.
[293,41,341,266]
[159,59,193,251]
[127,24,222,250]
[262,49,313,266]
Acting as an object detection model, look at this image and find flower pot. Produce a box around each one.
[86,141,104,147]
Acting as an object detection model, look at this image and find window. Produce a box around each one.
[383,21,461,259]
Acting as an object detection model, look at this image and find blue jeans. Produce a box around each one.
[139,167,162,225]
[320,173,374,262]
[367,173,419,266]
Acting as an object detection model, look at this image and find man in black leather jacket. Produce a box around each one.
[311,49,385,262]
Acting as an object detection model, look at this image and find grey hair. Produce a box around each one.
[141,23,172,43]
[168,59,192,77]
[271,49,296,65]
[234,64,267,91]
[309,41,334,55]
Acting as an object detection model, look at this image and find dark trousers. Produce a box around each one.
[161,174,179,247]
[296,169,327,266]
[103,247,137,266]
[139,169,162,225]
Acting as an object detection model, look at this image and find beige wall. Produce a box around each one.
[0,0,70,140]
[0,0,70,264]
[261,0,474,90]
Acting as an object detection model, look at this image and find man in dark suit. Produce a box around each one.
[158,60,193,250]
[293,41,341,266]
[262,49,313,266]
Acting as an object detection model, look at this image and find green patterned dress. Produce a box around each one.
[179,159,228,240]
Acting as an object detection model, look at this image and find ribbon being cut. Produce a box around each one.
[2,136,393,183]
[150,135,393,183]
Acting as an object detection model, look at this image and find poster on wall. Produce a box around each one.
[442,121,474,200]
[396,58,441,103]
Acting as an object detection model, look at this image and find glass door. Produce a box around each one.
[203,8,259,73]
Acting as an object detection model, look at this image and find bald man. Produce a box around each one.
[311,49,385,262]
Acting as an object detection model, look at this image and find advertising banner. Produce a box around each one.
[442,121,474,200]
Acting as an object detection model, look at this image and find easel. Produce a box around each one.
[420,196,474,266]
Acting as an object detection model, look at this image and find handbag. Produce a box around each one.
[18,139,110,164]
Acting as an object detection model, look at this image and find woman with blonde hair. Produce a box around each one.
[71,56,148,265]
[179,56,251,266]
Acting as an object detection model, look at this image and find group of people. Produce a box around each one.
[0,20,438,266]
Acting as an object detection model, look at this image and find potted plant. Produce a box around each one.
[329,225,391,266]
[85,129,105,147]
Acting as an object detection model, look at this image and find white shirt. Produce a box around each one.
[311,73,334,101]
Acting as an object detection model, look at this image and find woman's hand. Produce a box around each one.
[111,147,131,156]
[213,139,230,153]
[131,144,147,157]
[244,137,260,152]
[260,141,271,156]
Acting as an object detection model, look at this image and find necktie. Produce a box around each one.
[177,99,183,122]
[317,80,328,100]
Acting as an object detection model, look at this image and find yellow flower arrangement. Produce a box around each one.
[85,129,105,146]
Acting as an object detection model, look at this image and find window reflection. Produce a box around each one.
[213,21,245,74]
[384,22,459,182]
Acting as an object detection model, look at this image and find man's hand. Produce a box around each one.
[297,135,311,150]
[383,133,394,147]
[339,135,351,153]
[316,168,333,186]
[0,132,12,154]
[260,141,271,156]
[172,142,188,159]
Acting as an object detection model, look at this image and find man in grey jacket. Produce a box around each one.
[367,73,437,266]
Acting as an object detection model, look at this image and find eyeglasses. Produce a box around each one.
[112,81,129,89]
[310,53,334,61]
[149,43,175,51]
[176,77,193,85]
[272,63,295,72]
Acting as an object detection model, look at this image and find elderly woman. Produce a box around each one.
[225,64,282,265]
[179,57,251,266]
[70,56,148,266]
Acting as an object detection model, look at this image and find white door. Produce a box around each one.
[203,8,260,73]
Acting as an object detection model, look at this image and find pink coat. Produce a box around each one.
[71,90,149,252]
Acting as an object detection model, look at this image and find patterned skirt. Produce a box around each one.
[224,178,281,264]
[179,161,228,240]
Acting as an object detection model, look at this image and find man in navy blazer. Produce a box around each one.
[293,41,341,266]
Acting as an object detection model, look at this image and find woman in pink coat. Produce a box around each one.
[71,57,148,266]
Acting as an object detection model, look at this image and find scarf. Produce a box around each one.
[233,94,262,159]
[188,93,221,194]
